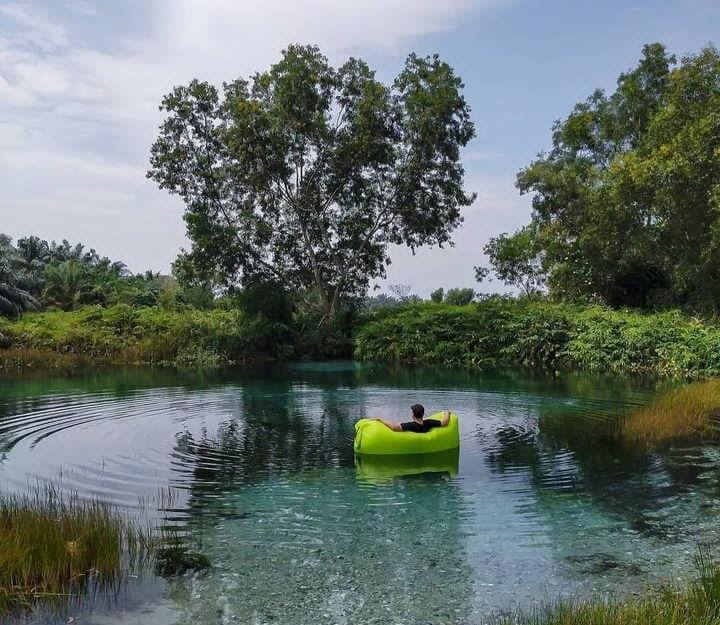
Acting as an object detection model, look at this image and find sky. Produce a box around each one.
[1,0,718,297]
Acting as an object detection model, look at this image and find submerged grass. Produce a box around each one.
[501,552,720,625]
[0,485,151,614]
[622,378,720,446]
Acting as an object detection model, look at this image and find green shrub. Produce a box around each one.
[356,300,720,378]
[0,305,292,367]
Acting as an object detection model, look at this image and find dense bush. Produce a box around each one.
[0,305,292,368]
[355,299,720,378]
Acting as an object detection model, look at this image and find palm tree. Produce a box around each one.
[0,282,39,317]
[0,236,40,318]
[43,260,92,311]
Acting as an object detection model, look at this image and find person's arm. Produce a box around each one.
[440,410,451,426]
[374,417,403,432]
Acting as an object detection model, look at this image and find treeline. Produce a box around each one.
[0,234,213,317]
[480,43,720,312]
[4,42,720,376]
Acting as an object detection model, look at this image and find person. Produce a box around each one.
[374,404,451,433]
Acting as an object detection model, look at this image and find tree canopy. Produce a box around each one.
[479,225,545,296]
[506,43,720,310]
[148,44,475,320]
[0,234,187,316]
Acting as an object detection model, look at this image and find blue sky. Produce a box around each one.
[1,0,718,296]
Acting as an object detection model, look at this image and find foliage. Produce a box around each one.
[355,299,720,377]
[148,44,475,320]
[234,279,295,324]
[0,485,148,614]
[622,378,720,446]
[0,305,293,367]
[516,43,720,310]
[429,287,444,303]
[443,287,475,305]
[0,235,40,318]
[291,303,357,359]
[154,542,211,577]
[480,224,546,295]
[0,233,182,314]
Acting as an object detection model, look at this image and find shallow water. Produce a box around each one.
[1,363,720,624]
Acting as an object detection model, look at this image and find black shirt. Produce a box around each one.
[400,419,442,433]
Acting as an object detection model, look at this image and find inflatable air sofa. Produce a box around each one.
[354,412,460,455]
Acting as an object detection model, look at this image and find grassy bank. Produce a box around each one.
[5,299,720,378]
[501,553,720,625]
[356,300,720,378]
[0,304,293,370]
[0,487,149,613]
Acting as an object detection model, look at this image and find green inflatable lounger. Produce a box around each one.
[354,412,460,455]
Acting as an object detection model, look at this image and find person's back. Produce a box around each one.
[374,404,450,433]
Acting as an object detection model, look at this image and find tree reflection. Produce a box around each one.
[482,401,720,545]
[164,375,477,625]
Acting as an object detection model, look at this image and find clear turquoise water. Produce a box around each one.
[1,363,720,624]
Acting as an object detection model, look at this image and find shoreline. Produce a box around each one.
[4,300,720,379]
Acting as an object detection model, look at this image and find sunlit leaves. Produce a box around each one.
[148,45,475,318]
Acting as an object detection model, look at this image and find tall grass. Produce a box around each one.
[0,485,150,613]
[622,379,720,446]
[500,552,720,625]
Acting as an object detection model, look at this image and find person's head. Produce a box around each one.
[410,403,425,422]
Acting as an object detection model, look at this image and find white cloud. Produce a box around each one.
[0,0,511,274]
[0,3,68,50]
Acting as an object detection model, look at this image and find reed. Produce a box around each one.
[621,379,720,446]
[0,485,150,613]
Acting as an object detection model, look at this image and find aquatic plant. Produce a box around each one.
[154,542,211,577]
[0,485,150,614]
[621,379,720,446]
[499,552,720,625]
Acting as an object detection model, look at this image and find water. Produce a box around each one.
[1,363,720,624]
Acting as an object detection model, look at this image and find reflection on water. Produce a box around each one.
[0,364,719,623]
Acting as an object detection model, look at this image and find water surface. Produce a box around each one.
[1,363,719,624]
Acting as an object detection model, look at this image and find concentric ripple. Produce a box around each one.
[0,366,719,624]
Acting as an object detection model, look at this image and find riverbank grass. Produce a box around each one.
[356,300,720,377]
[504,553,720,625]
[622,379,720,446]
[0,486,148,613]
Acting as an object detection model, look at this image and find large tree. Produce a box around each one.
[514,43,720,309]
[148,45,475,320]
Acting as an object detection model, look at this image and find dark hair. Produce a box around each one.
[411,404,425,419]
